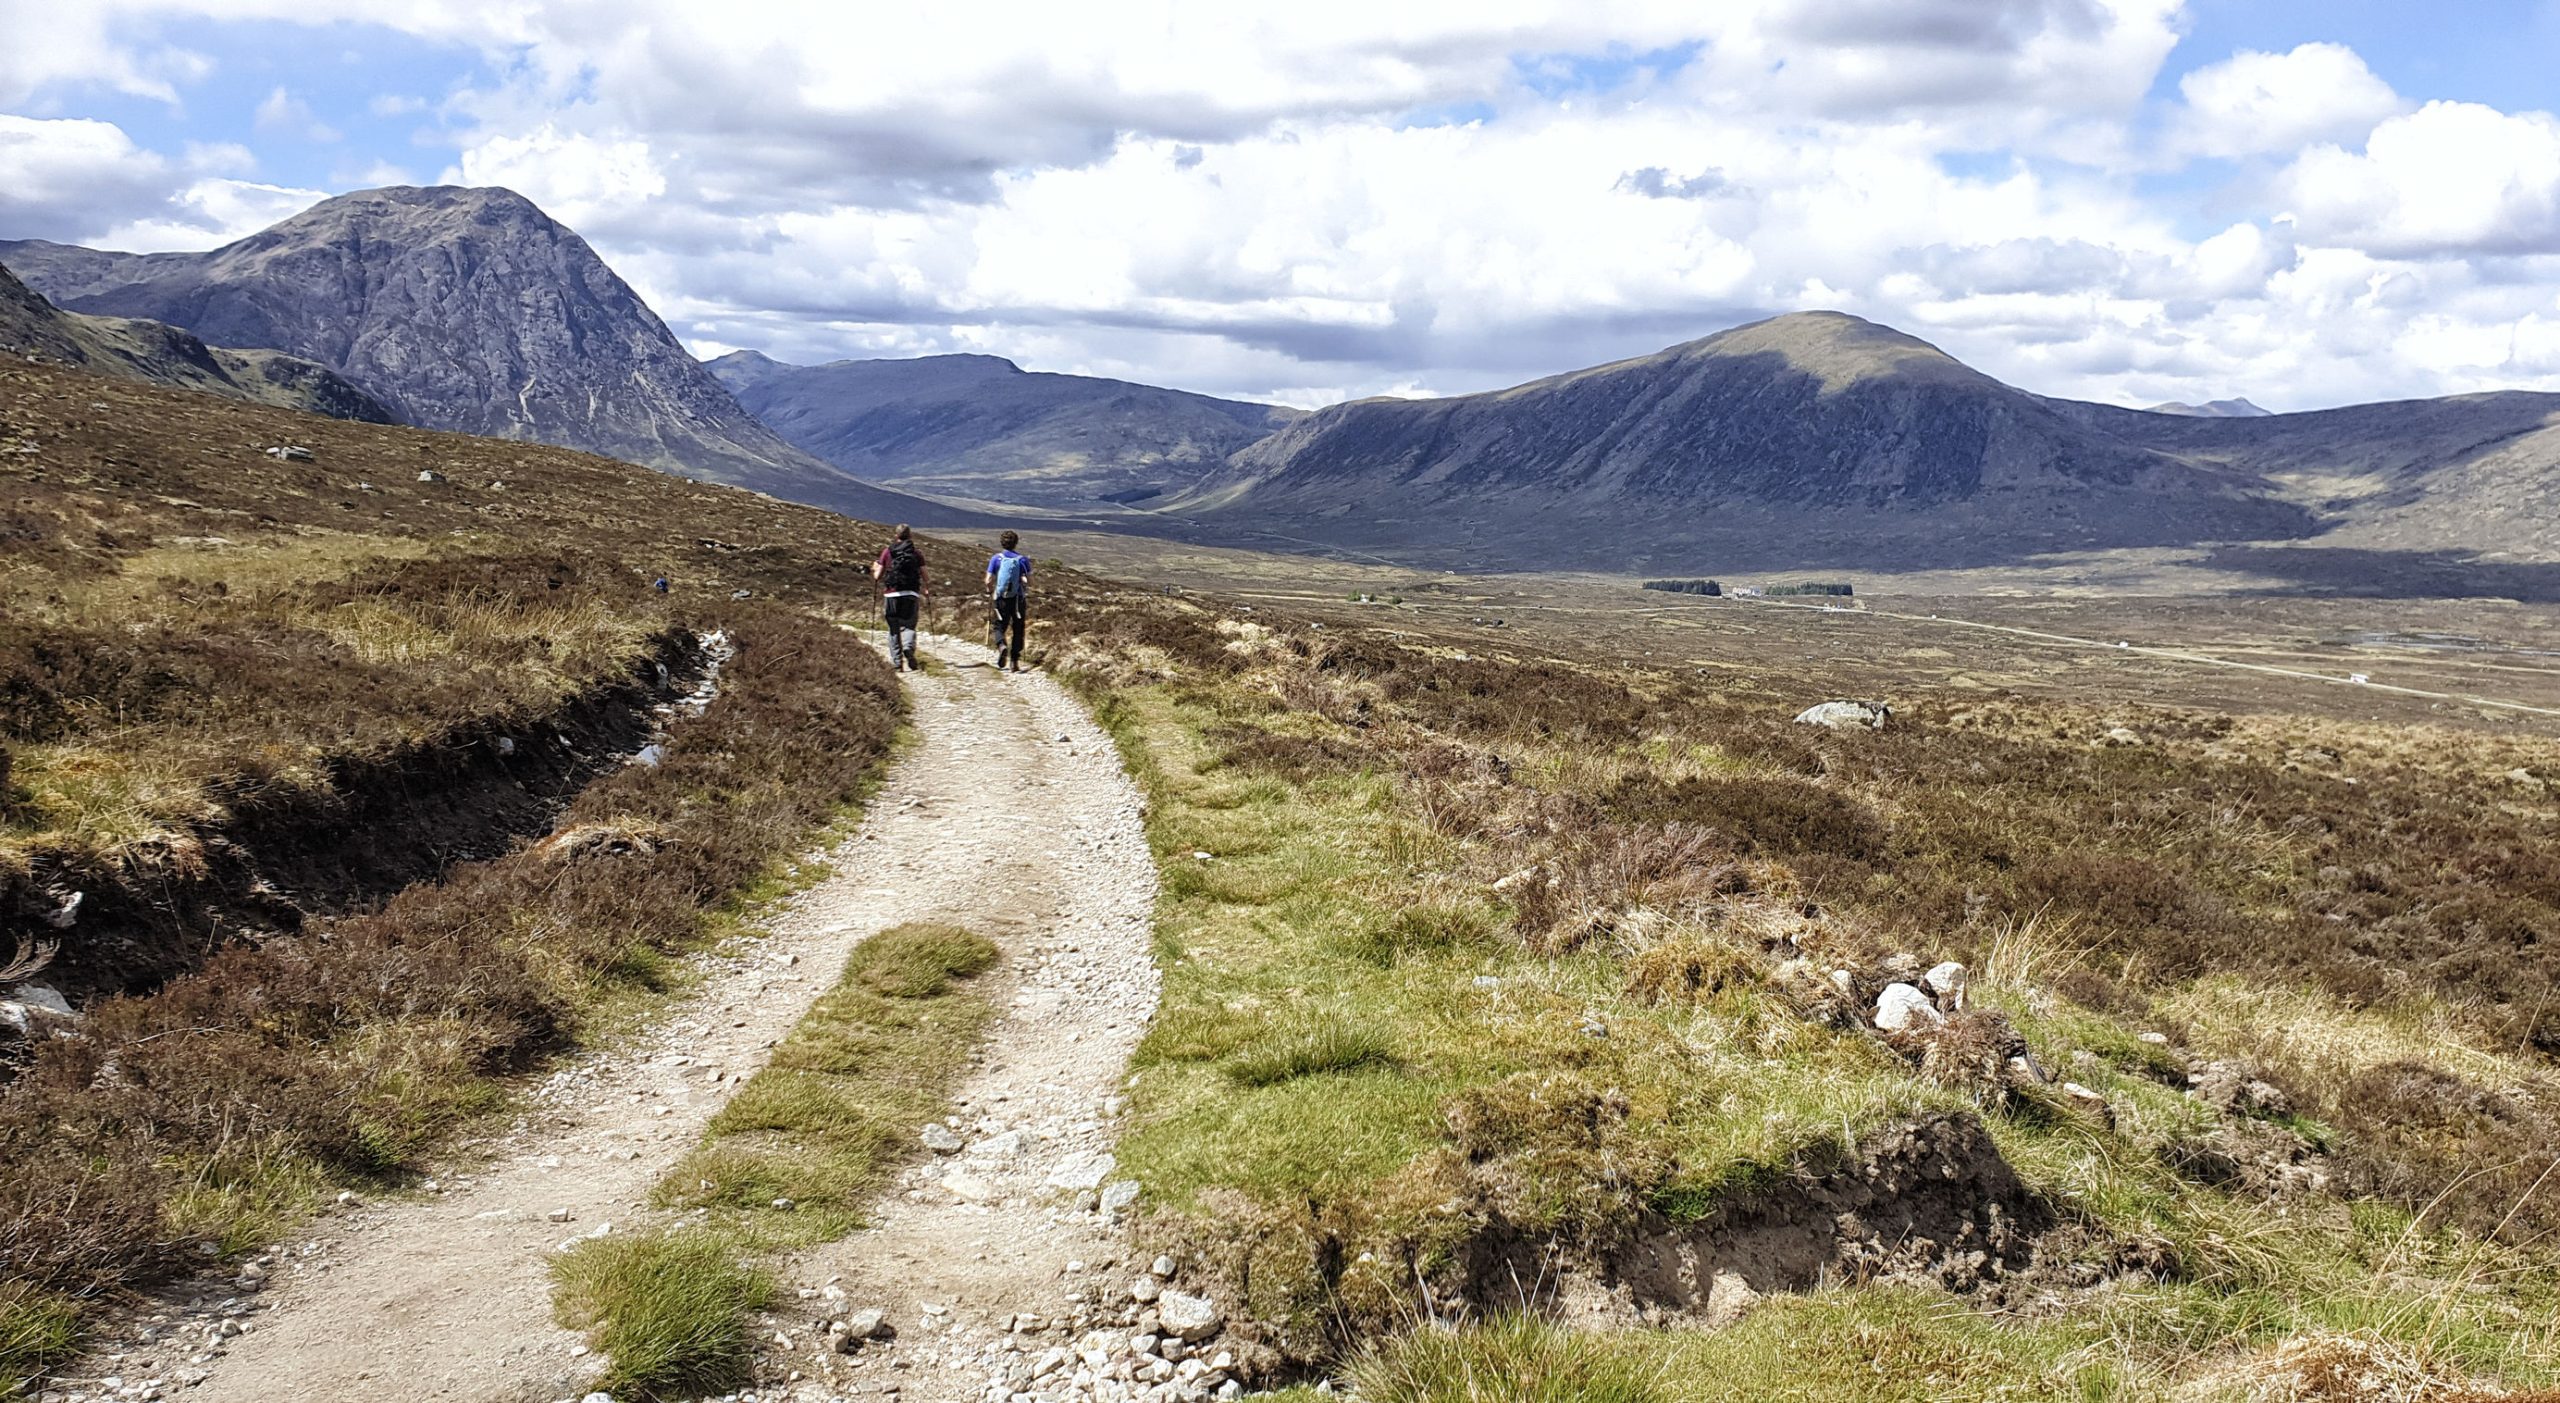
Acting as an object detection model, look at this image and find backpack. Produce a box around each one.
[883,540,923,592]
[991,550,1028,599]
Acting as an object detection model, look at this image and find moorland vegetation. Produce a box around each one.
[1030,576,2560,1398]
[0,357,936,1385]
[6,342,2560,1401]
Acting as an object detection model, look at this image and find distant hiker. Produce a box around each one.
[872,524,928,671]
[985,530,1032,672]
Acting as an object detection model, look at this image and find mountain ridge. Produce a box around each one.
[1,186,954,523]
[708,348,1299,509]
[0,260,395,422]
[1173,310,2560,573]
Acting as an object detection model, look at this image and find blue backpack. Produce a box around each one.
[991,550,1029,599]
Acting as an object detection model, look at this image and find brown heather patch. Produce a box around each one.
[0,360,970,1373]
[0,610,899,1312]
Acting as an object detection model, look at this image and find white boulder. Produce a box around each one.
[1794,700,1889,730]
[1874,983,1945,1032]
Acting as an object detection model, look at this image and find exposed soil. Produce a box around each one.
[3,631,709,1004]
[1565,1111,2167,1328]
[34,637,1159,1403]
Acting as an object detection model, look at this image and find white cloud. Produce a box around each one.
[98,178,331,252]
[254,86,341,142]
[2170,42,2404,160]
[8,3,2560,411]
[451,125,665,231]
[0,114,173,241]
[2279,101,2560,258]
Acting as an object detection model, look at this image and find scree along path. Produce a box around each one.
[44,635,1169,1403]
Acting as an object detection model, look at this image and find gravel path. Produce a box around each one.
[38,636,1166,1403]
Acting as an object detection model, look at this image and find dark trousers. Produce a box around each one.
[993,594,1027,665]
[883,595,920,664]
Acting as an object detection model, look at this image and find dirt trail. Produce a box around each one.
[44,635,1160,1403]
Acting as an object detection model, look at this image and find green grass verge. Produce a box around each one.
[654,921,1001,1245]
[1070,664,2560,1391]
[1350,1295,2109,1403]
[551,1228,777,1401]
[556,922,1001,1393]
[1096,683,1967,1339]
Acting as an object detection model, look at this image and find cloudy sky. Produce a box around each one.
[6,1,2560,411]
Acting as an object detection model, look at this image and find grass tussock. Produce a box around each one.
[550,1228,776,1401]
[1351,1315,1668,1403]
[1222,1015,1395,1088]
[0,1283,77,1395]
[656,922,999,1241]
[852,922,999,999]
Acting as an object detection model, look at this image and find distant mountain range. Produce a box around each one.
[0,187,948,524]
[2144,398,2272,418]
[0,261,393,422]
[707,350,1299,509]
[6,184,2555,583]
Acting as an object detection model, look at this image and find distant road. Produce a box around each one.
[1735,595,2560,720]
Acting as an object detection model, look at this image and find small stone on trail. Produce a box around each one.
[1156,1290,1224,1342]
[1046,1150,1116,1191]
[1923,961,1967,998]
[1130,1275,1161,1304]
[940,1171,996,1203]
[1152,1255,1177,1278]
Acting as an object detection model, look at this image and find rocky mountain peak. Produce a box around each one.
[0,185,948,521]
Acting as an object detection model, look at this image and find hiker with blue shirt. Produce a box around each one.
[985,530,1032,672]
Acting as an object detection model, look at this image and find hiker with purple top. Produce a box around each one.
[871,523,929,671]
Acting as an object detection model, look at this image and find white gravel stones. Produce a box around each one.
[920,1123,964,1154]
[59,640,1172,1403]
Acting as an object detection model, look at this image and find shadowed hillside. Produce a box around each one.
[0,262,392,423]
[1162,311,2560,580]
[1179,312,2320,569]
[708,349,1299,509]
